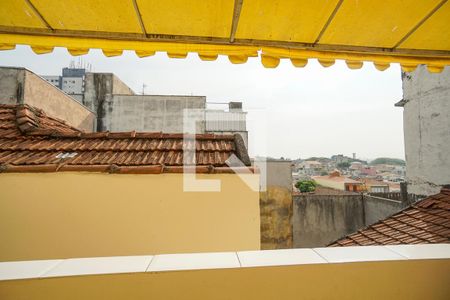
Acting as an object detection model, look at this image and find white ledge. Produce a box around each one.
[0,244,449,281]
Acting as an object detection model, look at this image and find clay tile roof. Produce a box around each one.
[329,188,450,247]
[0,104,252,174]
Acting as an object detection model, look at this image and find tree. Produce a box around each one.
[337,162,351,169]
[295,180,316,193]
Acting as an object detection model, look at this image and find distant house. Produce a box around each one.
[349,161,363,170]
[331,154,350,164]
[297,160,323,176]
[360,166,377,176]
[313,171,365,192]
[361,179,390,193]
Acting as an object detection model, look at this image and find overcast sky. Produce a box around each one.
[0,46,404,160]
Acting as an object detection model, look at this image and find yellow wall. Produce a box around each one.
[0,260,448,300]
[0,172,260,261]
[260,187,293,249]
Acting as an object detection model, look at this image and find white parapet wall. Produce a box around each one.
[0,244,449,299]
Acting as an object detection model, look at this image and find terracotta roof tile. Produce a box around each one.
[329,188,450,246]
[0,104,251,173]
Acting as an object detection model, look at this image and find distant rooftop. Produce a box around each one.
[0,104,251,174]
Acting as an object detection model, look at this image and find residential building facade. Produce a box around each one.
[42,67,86,102]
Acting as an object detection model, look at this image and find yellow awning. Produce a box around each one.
[1,0,449,72]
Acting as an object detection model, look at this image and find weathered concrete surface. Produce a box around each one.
[83,73,135,131]
[401,65,450,195]
[0,67,23,104]
[260,160,293,249]
[293,194,364,248]
[293,193,408,247]
[0,67,95,132]
[83,73,206,133]
[363,195,404,226]
[109,95,205,132]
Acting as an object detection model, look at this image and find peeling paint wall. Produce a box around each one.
[401,65,450,195]
[260,160,293,249]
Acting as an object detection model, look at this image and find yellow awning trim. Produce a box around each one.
[427,65,445,73]
[290,58,308,68]
[400,64,418,72]
[228,55,249,64]
[167,52,188,59]
[374,62,390,71]
[318,58,335,68]
[30,46,53,55]
[198,53,218,61]
[135,50,156,58]
[68,48,90,56]
[262,47,450,73]
[1,33,449,72]
[0,43,15,51]
[261,55,280,68]
[102,49,123,57]
[345,60,364,70]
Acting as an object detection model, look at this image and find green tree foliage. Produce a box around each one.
[337,162,351,169]
[370,157,405,166]
[295,180,317,193]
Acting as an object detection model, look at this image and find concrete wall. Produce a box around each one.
[109,95,206,132]
[0,67,23,104]
[293,194,364,248]
[401,65,450,195]
[0,67,95,132]
[0,172,260,261]
[363,195,404,226]
[260,160,293,249]
[83,73,207,133]
[83,73,135,131]
[112,74,135,95]
[293,193,407,247]
[83,73,114,131]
